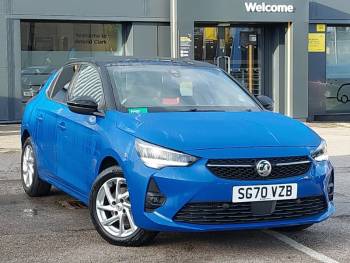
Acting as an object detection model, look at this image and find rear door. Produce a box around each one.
[56,64,105,198]
[34,65,77,180]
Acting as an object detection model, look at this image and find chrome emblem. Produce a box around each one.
[256,160,272,177]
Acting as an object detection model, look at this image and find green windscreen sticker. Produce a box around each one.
[128,108,148,114]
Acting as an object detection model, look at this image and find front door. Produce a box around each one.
[56,63,105,199]
[194,25,263,96]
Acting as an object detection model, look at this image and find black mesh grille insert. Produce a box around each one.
[174,196,327,225]
[207,156,311,180]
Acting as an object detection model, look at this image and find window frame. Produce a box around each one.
[46,64,81,105]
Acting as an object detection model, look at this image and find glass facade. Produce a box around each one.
[194,25,263,96]
[20,21,124,100]
[325,26,350,113]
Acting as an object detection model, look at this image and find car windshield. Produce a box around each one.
[108,64,261,112]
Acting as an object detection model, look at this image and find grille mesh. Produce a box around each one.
[207,156,311,180]
[174,196,327,225]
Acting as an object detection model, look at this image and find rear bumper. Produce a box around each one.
[125,148,335,232]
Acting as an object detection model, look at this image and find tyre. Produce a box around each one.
[21,137,51,197]
[276,224,313,232]
[89,166,158,246]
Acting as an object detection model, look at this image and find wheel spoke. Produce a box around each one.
[24,148,29,159]
[103,183,115,205]
[115,178,125,197]
[29,165,34,174]
[115,179,120,199]
[28,171,33,186]
[23,163,28,173]
[101,214,120,226]
[125,208,137,231]
[118,191,129,200]
[96,205,115,212]
[123,202,131,209]
[119,214,125,234]
[23,171,28,185]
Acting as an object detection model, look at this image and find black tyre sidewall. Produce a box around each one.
[89,166,157,246]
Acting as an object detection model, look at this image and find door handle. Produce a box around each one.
[58,122,66,130]
[36,114,44,121]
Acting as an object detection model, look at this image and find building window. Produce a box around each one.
[20,21,124,100]
[326,26,350,113]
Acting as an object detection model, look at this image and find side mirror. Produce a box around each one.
[67,96,99,115]
[256,95,274,111]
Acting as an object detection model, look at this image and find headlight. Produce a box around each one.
[312,140,328,161]
[135,139,197,169]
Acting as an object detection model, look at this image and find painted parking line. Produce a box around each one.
[0,131,20,134]
[264,230,339,263]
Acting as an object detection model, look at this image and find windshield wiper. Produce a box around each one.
[185,108,225,112]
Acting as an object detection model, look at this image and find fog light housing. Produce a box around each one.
[327,171,334,201]
[145,178,166,212]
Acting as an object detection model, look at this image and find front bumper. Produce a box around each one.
[124,147,335,232]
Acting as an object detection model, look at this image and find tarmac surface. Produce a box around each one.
[0,123,349,263]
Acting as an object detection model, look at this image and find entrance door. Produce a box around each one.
[194,25,263,96]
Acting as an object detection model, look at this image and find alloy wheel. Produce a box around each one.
[22,144,35,188]
[95,177,138,238]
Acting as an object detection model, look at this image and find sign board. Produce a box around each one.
[204,28,217,41]
[245,2,294,13]
[308,33,325,52]
[180,35,192,58]
[316,24,326,33]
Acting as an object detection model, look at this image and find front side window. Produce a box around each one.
[108,65,261,112]
[68,65,104,107]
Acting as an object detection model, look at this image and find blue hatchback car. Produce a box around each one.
[21,58,334,246]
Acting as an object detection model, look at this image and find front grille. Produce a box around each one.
[174,196,327,225]
[207,156,311,180]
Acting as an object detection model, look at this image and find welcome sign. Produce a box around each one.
[245,2,294,13]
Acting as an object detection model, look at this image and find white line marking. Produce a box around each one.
[264,230,339,263]
[0,131,19,134]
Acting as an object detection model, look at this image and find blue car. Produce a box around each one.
[21,58,334,246]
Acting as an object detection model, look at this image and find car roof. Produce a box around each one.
[64,57,217,68]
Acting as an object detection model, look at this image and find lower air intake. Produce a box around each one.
[174,196,327,224]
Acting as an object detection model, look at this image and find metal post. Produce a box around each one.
[170,0,178,58]
[248,44,253,94]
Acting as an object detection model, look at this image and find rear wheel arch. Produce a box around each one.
[21,130,31,147]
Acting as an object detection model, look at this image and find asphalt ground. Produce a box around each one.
[0,124,349,263]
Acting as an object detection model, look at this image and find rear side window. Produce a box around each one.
[49,64,79,103]
[68,65,104,107]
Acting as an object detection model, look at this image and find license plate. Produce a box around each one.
[232,184,297,203]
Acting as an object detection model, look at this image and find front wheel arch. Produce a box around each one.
[89,165,157,246]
